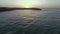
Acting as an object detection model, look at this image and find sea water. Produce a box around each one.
[0,8,60,34]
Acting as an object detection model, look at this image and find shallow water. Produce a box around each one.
[0,9,60,34]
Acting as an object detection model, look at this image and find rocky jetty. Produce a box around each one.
[0,7,42,11]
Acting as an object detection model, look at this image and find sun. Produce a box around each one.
[17,0,44,8]
[22,1,33,8]
[23,2,32,8]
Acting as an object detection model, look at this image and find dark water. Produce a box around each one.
[0,8,60,34]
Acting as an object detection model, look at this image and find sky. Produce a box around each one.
[0,0,60,8]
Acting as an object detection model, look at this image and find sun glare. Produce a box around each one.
[17,0,45,8]
[22,1,32,8]
[19,0,40,8]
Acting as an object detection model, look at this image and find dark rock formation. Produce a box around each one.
[0,7,42,12]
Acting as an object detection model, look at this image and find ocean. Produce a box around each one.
[0,8,60,34]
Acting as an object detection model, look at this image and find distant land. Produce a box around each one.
[0,7,42,12]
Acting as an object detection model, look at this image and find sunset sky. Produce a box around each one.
[0,0,60,8]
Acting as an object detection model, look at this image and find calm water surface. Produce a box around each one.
[0,9,60,34]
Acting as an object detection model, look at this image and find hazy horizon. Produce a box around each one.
[0,0,60,8]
